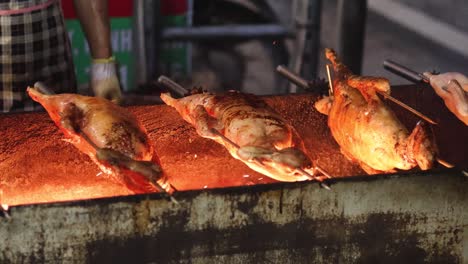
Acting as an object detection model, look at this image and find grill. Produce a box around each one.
[0,85,467,263]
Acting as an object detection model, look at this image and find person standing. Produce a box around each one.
[0,0,121,113]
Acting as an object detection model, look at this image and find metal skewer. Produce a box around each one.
[210,128,331,190]
[276,65,310,90]
[326,64,334,95]
[375,91,438,125]
[381,60,439,124]
[158,75,189,97]
[0,190,10,219]
[435,158,453,168]
[383,60,429,84]
[0,204,10,219]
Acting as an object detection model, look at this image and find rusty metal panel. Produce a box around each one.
[0,170,466,263]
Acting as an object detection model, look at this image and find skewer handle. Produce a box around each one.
[157,75,189,97]
[276,65,310,89]
[33,82,55,95]
[383,60,429,83]
[436,158,454,168]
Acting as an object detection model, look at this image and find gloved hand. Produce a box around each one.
[90,56,123,104]
[423,72,468,125]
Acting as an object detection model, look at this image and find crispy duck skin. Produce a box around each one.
[27,87,166,193]
[314,49,437,174]
[161,90,321,182]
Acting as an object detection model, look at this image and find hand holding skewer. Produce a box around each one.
[277,64,458,170]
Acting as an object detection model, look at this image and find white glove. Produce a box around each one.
[90,56,123,104]
[423,72,468,125]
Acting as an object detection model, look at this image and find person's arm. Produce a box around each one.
[423,72,468,125]
[73,0,111,59]
[73,0,122,103]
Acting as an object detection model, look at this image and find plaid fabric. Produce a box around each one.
[0,0,50,10]
[0,0,76,112]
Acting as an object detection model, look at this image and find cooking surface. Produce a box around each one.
[0,85,466,206]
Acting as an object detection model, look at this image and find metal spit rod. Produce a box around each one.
[277,64,438,125]
[161,24,293,41]
[210,128,331,190]
[0,190,10,219]
[383,60,430,83]
[276,65,310,89]
[158,75,189,97]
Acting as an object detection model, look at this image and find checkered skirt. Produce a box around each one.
[0,0,76,112]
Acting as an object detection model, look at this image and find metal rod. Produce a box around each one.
[288,0,309,93]
[0,204,10,219]
[297,167,331,190]
[0,190,10,219]
[435,158,467,177]
[376,91,438,125]
[336,0,367,74]
[276,65,310,89]
[33,82,55,95]
[134,0,148,84]
[383,60,429,83]
[157,75,189,97]
[303,0,323,80]
[436,158,454,168]
[161,24,293,41]
[315,165,332,179]
[326,64,334,95]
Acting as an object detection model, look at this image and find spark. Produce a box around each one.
[96,172,103,177]
[258,177,263,180]
[194,154,198,158]
[243,174,250,178]
[203,185,208,189]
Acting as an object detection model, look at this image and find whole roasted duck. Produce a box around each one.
[27,85,171,194]
[314,49,437,174]
[161,89,329,183]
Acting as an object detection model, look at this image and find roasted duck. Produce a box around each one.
[314,49,437,174]
[27,86,171,194]
[161,90,328,182]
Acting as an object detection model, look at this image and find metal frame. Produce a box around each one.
[1,169,465,262]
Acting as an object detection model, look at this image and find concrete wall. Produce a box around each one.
[0,170,466,263]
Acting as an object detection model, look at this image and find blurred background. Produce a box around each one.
[62,0,468,97]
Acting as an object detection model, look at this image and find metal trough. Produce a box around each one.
[0,170,466,263]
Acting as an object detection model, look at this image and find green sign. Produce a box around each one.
[66,18,135,92]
